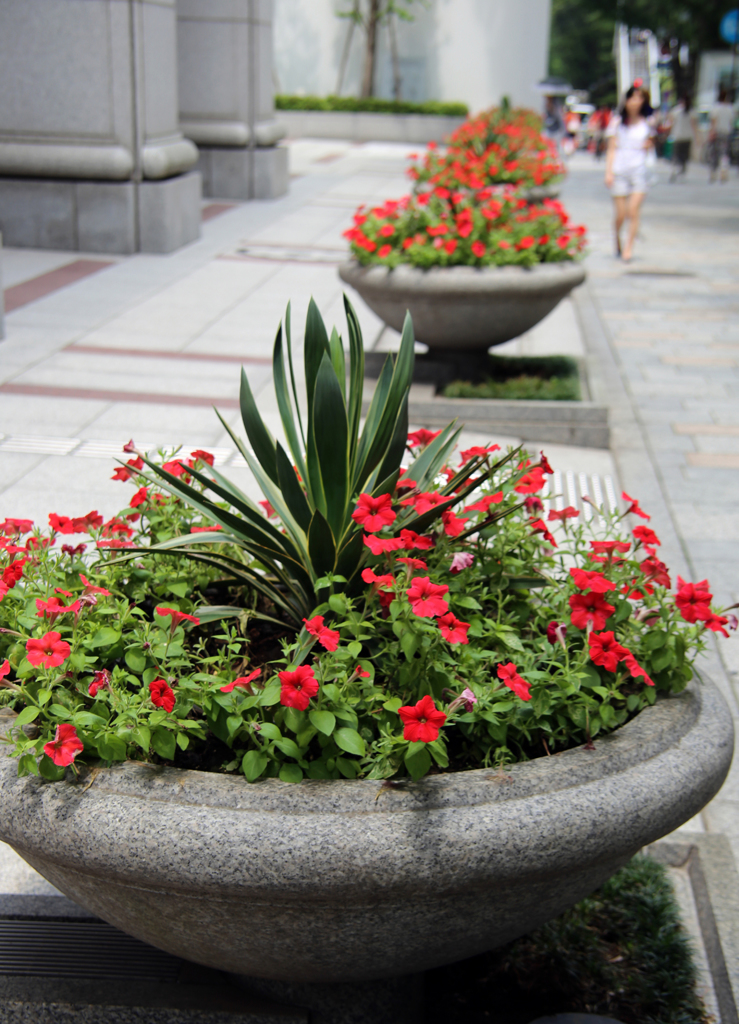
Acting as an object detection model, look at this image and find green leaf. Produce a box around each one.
[404,744,431,781]
[383,697,402,713]
[274,736,301,758]
[309,709,336,736]
[279,763,304,783]
[38,755,66,781]
[328,326,346,396]
[132,725,151,751]
[272,319,308,479]
[242,750,268,781]
[125,648,147,673]
[334,727,365,756]
[49,703,73,720]
[88,627,121,648]
[258,722,282,740]
[258,681,282,706]
[336,755,358,778]
[401,631,419,661]
[275,441,312,533]
[15,706,40,727]
[312,353,349,539]
[151,728,176,760]
[96,734,127,761]
[304,297,331,422]
[308,509,337,578]
[239,367,277,482]
[73,712,107,729]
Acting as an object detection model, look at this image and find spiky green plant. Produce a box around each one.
[136,297,513,626]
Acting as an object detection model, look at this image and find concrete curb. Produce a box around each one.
[277,109,465,144]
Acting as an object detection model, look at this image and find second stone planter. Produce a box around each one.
[338,260,586,353]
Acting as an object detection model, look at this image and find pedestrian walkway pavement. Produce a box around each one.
[0,140,737,882]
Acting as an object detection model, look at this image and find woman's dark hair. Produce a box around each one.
[681,93,692,112]
[620,85,651,122]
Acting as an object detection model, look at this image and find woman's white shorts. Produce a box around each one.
[611,167,648,196]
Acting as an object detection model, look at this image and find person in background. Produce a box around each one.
[709,86,736,182]
[669,94,697,181]
[604,86,654,262]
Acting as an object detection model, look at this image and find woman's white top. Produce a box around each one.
[712,102,736,135]
[670,105,694,142]
[606,117,651,173]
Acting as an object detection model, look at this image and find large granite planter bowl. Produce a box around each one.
[338,260,585,353]
[0,680,731,988]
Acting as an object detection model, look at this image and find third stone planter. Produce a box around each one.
[339,260,586,354]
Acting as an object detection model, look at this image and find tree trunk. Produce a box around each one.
[389,12,401,100]
[361,0,381,98]
[335,8,358,96]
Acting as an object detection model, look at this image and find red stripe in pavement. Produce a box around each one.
[64,344,272,365]
[4,260,115,313]
[202,203,238,222]
[0,383,239,409]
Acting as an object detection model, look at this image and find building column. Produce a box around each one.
[177,0,288,201]
[0,0,201,254]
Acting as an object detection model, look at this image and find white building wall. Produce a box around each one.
[273,0,551,115]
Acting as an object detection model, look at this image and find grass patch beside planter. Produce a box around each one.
[430,855,711,1024]
[442,353,581,402]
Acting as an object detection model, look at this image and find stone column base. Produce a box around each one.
[196,144,288,201]
[0,171,202,255]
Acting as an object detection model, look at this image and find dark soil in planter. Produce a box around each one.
[364,350,581,400]
[442,353,581,401]
[429,856,710,1024]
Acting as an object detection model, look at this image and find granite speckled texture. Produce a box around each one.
[338,261,586,352]
[0,680,731,985]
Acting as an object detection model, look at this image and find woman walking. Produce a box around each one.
[669,95,696,181]
[604,86,654,262]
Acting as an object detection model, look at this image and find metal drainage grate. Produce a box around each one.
[0,919,182,980]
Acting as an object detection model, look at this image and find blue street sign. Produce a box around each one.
[721,9,739,45]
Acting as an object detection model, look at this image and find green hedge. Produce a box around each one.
[275,95,468,117]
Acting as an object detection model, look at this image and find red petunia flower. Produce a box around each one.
[407,492,445,516]
[0,659,10,680]
[530,519,557,547]
[674,577,713,623]
[459,444,500,466]
[441,509,469,537]
[639,557,671,588]
[0,519,33,536]
[539,452,554,474]
[149,678,176,713]
[44,723,84,767]
[704,614,731,637]
[2,559,26,589]
[191,525,222,533]
[622,491,650,520]
[623,653,654,687]
[364,534,405,555]
[220,668,262,693]
[569,593,615,631]
[588,631,630,673]
[161,460,186,477]
[464,492,504,514]
[407,428,441,449]
[129,486,149,509]
[471,241,486,258]
[514,467,545,494]
[352,493,396,532]
[189,449,215,466]
[548,506,580,521]
[406,576,449,617]
[259,500,276,518]
[525,496,544,515]
[398,694,447,743]
[362,567,396,591]
[437,613,470,645]
[48,514,77,535]
[303,615,341,652]
[399,529,435,551]
[633,525,660,547]
[26,631,70,669]
[570,568,616,594]
[497,662,531,701]
[79,574,111,597]
[397,556,428,572]
[590,540,630,558]
[155,607,200,629]
[88,669,111,697]
[279,665,319,711]
[547,621,567,648]
[36,596,80,624]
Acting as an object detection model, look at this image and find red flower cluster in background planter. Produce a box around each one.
[408,105,565,193]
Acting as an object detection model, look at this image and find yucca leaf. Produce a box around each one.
[313,352,349,539]
[354,354,395,485]
[239,368,277,483]
[304,298,330,422]
[344,294,364,462]
[335,530,365,584]
[373,392,409,495]
[383,311,415,418]
[308,509,337,579]
[404,424,462,490]
[275,441,312,533]
[273,322,308,483]
[329,327,346,400]
[284,302,305,448]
